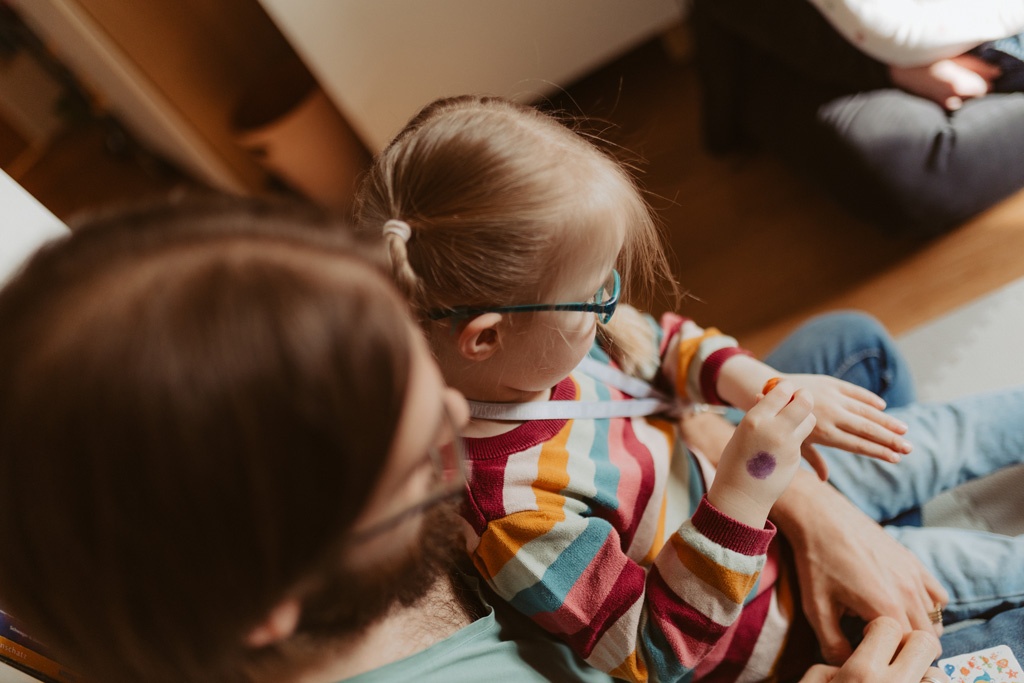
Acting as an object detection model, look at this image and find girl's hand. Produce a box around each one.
[708,380,816,528]
[783,374,912,465]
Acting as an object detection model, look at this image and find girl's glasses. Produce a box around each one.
[427,269,620,324]
[346,405,467,545]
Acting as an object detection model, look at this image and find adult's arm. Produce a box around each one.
[806,0,1024,66]
[771,469,948,664]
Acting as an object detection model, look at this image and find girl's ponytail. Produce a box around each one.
[600,303,660,381]
[381,219,424,307]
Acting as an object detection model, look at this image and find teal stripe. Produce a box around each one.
[508,518,613,616]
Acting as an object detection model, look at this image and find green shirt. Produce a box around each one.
[340,599,614,683]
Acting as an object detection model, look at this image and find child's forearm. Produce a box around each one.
[714,354,780,412]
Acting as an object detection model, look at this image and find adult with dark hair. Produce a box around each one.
[692,0,1024,236]
[0,196,949,683]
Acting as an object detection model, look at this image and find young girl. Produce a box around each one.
[356,95,1024,681]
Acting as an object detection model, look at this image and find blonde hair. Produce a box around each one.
[356,95,677,378]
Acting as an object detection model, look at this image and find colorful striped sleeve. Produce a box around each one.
[465,441,775,682]
[660,313,752,406]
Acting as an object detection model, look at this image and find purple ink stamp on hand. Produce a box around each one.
[747,451,777,479]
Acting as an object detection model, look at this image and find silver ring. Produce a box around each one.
[921,676,944,683]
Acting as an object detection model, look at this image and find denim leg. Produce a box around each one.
[939,606,1024,659]
[763,310,916,408]
[886,525,1024,626]
[818,387,1024,522]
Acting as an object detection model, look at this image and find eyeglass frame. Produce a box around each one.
[426,269,621,325]
[346,405,468,545]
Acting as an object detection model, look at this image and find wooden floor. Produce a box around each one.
[9,31,1024,356]
[546,35,1024,355]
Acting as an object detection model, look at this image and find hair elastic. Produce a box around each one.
[382,219,412,244]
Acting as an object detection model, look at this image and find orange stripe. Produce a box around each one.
[473,424,573,578]
[610,648,649,683]
[669,534,760,604]
[674,327,723,399]
[636,418,674,565]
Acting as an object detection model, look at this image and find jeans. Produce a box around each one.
[766,311,1024,658]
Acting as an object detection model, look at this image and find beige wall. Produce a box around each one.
[258,0,682,151]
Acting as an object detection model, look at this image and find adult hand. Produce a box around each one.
[771,471,949,665]
[784,373,911,466]
[889,55,1001,110]
[798,617,947,683]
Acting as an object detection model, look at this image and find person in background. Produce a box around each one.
[692,0,1024,236]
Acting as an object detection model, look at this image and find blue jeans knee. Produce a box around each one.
[764,311,917,408]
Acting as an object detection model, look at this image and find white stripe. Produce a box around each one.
[678,521,766,577]
[686,335,739,403]
[488,506,591,598]
[502,443,543,513]
[623,417,673,559]
[587,595,645,673]
[654,547,744,626]
[735,588,792,682]
[564,428,598,498]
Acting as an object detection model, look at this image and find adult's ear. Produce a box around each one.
[456,313,503,362]
[246,597,301,648]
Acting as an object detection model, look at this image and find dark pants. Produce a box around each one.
[692,0,1024,236]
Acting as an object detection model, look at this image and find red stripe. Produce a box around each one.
[613,417,657,543]
[658,312,689,355]
[647,564,730,663]
[696,584,773,682]
[700,347,753,406]
[535,550,648,657]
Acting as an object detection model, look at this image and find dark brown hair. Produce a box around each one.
[0,195,412,682]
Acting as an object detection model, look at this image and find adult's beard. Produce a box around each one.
[294,499,466,638]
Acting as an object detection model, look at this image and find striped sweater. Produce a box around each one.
[461,313,798,682]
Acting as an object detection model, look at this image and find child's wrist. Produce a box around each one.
[706,480,773,530]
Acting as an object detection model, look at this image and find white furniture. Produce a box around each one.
[257,0,682,151]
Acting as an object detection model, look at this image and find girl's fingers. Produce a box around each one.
[846,399,909,435]
[840,383,887,411]
[838,416,913,455]
[813,428,903,464]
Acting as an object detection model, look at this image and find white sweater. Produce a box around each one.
[807,0,1024,66]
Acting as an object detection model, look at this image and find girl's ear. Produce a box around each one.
[457,313,503,361]
[246,597,301,648]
